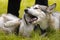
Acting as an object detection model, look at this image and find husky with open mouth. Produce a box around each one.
[23,3,60,36]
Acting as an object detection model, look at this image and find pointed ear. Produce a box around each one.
[47,3,56,13]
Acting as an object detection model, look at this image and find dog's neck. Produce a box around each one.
[39,13,55,30]
[39,17,48,30]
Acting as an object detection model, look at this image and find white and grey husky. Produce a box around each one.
[23,3,60,35]
[0,3,60,37]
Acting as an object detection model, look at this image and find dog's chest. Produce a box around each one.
[40,18,48,30]
[20,23,34,32]
[19,20,34,33]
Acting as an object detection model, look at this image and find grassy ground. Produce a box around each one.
[0,0,60,40]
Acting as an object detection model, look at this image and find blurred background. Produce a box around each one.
[0,0,60,18]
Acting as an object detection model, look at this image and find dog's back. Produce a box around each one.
[50,12,60,30]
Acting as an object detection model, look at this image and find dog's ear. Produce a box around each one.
[46,3,56,13]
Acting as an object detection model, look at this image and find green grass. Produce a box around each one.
[0,30,60,40]
[0,0,60,40]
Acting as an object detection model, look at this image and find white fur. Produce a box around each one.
[0,14,20,33]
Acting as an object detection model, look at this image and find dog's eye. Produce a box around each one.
[34,7,38,9]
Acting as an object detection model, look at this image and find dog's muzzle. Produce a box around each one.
[24,9,38,23]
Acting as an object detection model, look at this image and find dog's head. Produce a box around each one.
[24,3,56,24]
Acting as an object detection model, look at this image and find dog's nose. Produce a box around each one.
[24,9,28,12]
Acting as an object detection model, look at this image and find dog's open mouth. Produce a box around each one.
[27,13,38,23]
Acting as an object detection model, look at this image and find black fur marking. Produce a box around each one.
[14,24,20,35]
[24,14,28,24]
[34,24,46,35]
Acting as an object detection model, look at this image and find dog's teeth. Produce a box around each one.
[29,18,37,23]
[32,18,37,21]
[34,18,37,20]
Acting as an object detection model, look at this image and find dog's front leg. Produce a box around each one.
[40,27,47,36]
[34,24,47,36]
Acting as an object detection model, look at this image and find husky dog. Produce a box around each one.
[23,3,60,35]
[0,14,20,34]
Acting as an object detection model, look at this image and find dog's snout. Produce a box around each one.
[24,9,28,12]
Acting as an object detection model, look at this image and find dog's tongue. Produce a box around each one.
[29,18,37,23]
